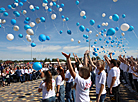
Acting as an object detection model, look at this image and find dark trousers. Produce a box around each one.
[109,84,120,102]
[134,79,138,92]
[128,73,134,89]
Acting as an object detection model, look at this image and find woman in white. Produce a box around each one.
[95,60,106,102]
[38,70,55,102]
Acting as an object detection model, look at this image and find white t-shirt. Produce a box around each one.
[107,67,120,88]
[25,69,29,74]
[41,68,49,72]
[96,70,106,94]
[65,70,73,83]
[106,66,110,73]
[39,79,55,99]
[75,68,78,74]
[74,74,92,102]
[128,66,133,73]
[120,63,128,72]
[20,69,25,74]
[132,67,138,79]
[56,75,64,86]
[119,62,123,70]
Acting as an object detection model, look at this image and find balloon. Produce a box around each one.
[24,20,28,24]
[31,8,35,12]
[43,0,48,3]
[14,3,18,7]
[97,25,101,28]
[78,40,81,44]
[45,6,48,10]
[71,38,74,42]
[99,38,102,41]
[106,40,109,44]
[39,34,46,42]
[86,35,89,39]
[99,32,101,35]
[91,45,95,48]
[61,15,64,19]
[35,6,39,10]
[104,29,107,32]
[25,17,30,21]
[11,19,16,25]
[80,11,86,17]
[53,2,56,6]
[8,5,12,9]
[14,0,18,3]
[105,22,108,26]
[26,35,30,39]
[79,25,85,32]
[20,0,27,2]
[86,39,89,42]
[46,36,50,40]
[67,30,71,35]
[102,13,106,17]
[112,14,119,21]
[102,22,105,26]
[29,22,35,27]
[61,3,64,7]
[112,52,115,55]
[19,2,23,6]
[0,7,5,13]
[65,17,69,21]
[33,62,42,71]
[89,30,92,34]
[83,16,86,19]
[101,46,103,48]
[29,5,34,9]
[107,28,116,36]
[59,8,63,12]
[13,25,19,31]
[51,14,56,20]
[36,18,41,24]
[63,18,66,22]
[128,26,134,31]
[113,0,118,2]
[101,30,104,33]
[11,3,16,8]
[31,43,36,47]
[121,32,125,36]
[27,37,32,42]
[90,19,95,25]
[2,19,6,24]
[24,25,31,30]
[26,29,34,35]
[96,34,98,37]
[76,22,79,26]
[0,25,1,28]
[76,0,79,5]
[60,30,63,34]
[109,36,112,40]
[115,27,119,31]
[50,2,53,6]
[122,14,126,18]
[83,34,86,38]
[14,11,20,17]
[40,17,45,22]
[18,34,23,38]
[22,10,27,14]
[86,28,89,32]
[109,16,112,20]
[48,8,52,12]
[95,39,97,42]
[7,34,14,41]
[3,12,8,16]
[94,42,97,44]
[104,34,106,37]
[56,5,60,8]
[120,23,129,31]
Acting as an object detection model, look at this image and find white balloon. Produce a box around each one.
[95,39,97,42]
[99,32,101,35]
[89,30,92,34]
[102,13,106,17]
[14,3,18,6]
[29,5,34,9]
[26,35,30,39]
[45,6,48,10]
[96,34,98,37]
[13,25,19,31]
[27,37,32,42]
[109,16,112,20]
[42,3,47,7]
[63,18,66,22]
[105,22,108,26]
[71,38,74,42]
[59,8,63,12]
[120,23,130,31]
[50,2,53,6]
[80,11,86,17]
[23,10,27,14]
[7,34,14,41]
[51,14,56,20]
[121,32,125,36]
[52,0,57,1]
[26,29,34,35]
[113,0,118,2]
[0,19,1,23]
[78,40,81,44]
[91,45,95,48]
[102,22,105,26]
[2,19,6,24]
[29,22,35,27]
[104,34,106,37]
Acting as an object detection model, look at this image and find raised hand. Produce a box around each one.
[62,52,71,59]
[57,58,59,62]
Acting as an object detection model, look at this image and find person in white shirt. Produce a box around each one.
[56,66,65,102]
[107,59,120,102]
[62,52,92,102]
[95,60,106,102]
[38,70,55,102]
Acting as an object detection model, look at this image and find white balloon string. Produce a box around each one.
[38,43,43,59]
[77,5,81,11]
[65,22,69,30]
[52,20,60,34]
[27,0,31,4]
[22,39,29,46]
[132,31,138,39]
[92,26,98,33]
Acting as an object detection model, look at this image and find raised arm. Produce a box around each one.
[130,56,138,67]
[57,58,61,66]
[73,53,78,62]
[62,52,76,79]
[118,55,127,64]
[104,55,110,66]
[87,52,96,68]
[109,52,113,59]
[76,54,82,64]
[83,50,89,67]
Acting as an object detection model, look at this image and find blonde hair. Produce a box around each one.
[96,60,105,75]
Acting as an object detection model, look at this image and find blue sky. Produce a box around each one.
[0,0,138,60]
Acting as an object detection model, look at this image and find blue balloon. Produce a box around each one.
[101,33,104,36]
[0,7,5,13]
[101,30,104,33]
[83,16,86,19]
[65,17,69,21]
[111,45,113,47]
[35,6,39,10]
[90,19,95,26]
[106,40,109,44]
[122,45,124,47]
[104,29,107,32]
[18,34,23,38]
[31,43,36,47]
[112,52,115,55]
[111,40,115,43]
[86,28,89,32]
[25,17,30,21]
[97,25,101,28]
[11,19,16,25]
[15,12,20,17]
[99,38,102,41]
[60,3,64,7]
[43,0,48,3]
[8,5,12,9]
[109,37,112,40]
[94,48,96,51]
[39,34,46,42]
[20,0,27,3]
[60,30,63,34]
[67,30,71,35]
[97,48,99,50]
[31,8,35,12]
[3,12,8,16]
[93,52,96,55]
[14,0,18,3]
[46,36,50,40]
[95,53,98,56]
[76,22,79,26]
[101,46,103,48]
[19,2,23,6]
[53,2,56,6]
[40,17,45,22]
[79,25,85,32]
[11,3,16,8]
[56,5,60,8]
[122,14,126,18]
[83,34,86,38]
[24,20,29,24]
[76,0,79,5]
[128,26,134,31]
[0,25,1,28]
[61,15,64,19]
[86,39,89,42]
[24,25,31,30]
[48,8,52,12]
[115,27,119,31]
[86,35,89,39]
[94,42,97,44]
[33,62,42,71]
[107,28,116,36]
[112,14,119,21]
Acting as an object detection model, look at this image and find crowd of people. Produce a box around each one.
[0,51,138,102]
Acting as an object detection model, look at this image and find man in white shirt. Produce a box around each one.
[107,59,120,102]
